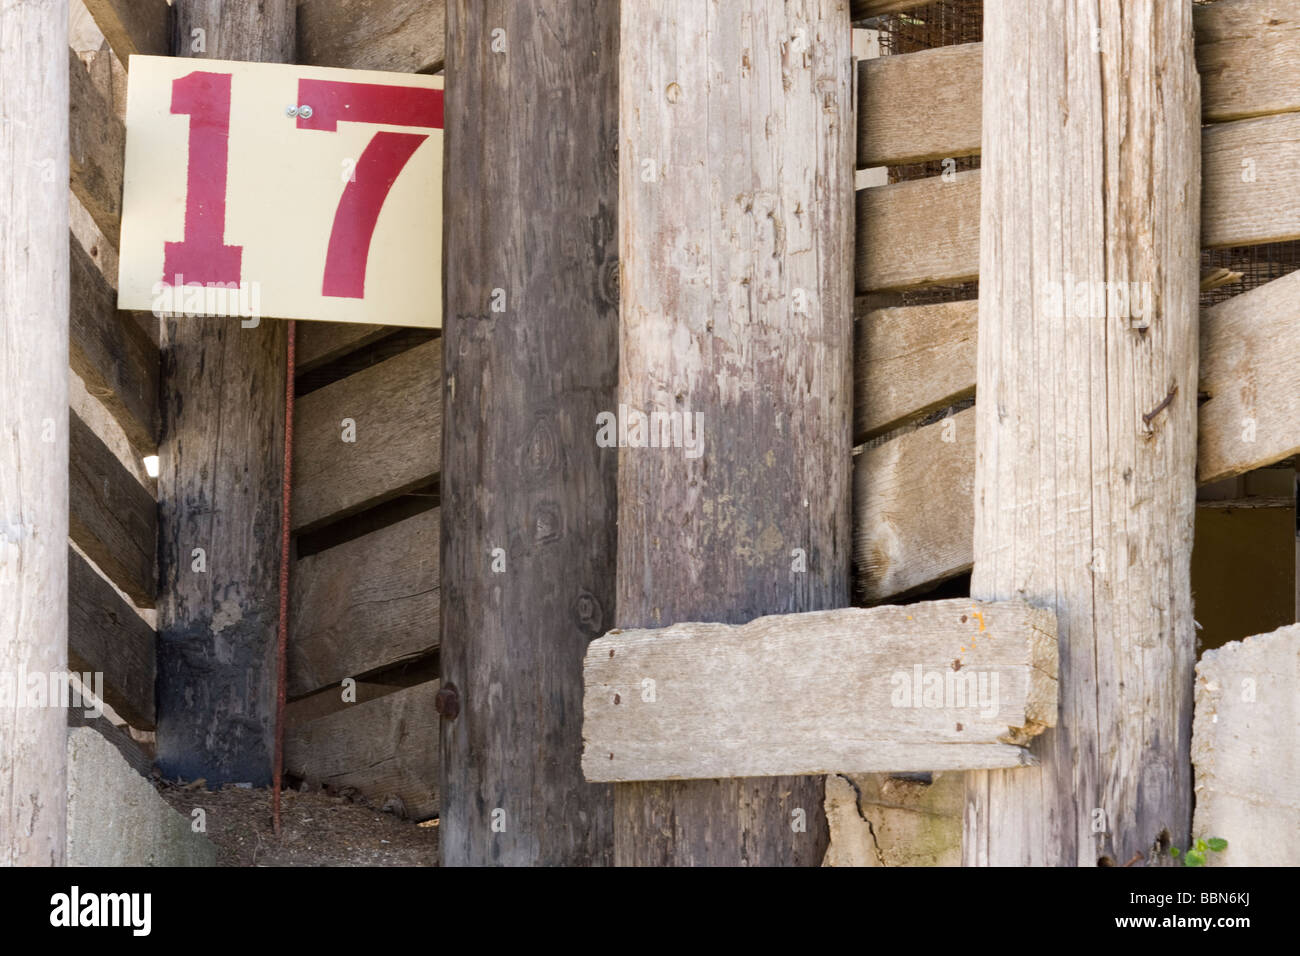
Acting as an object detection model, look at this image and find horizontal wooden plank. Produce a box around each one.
[68,548,156,730]
[856,169,980,293]
[851,0,931,19]
[297,0,446,74]
[289,508,439,698]
[292,339,441,532]
[70,234,159,454]
[284,681,440,820]
[1196,0,1300,123]
[69,410,156,608]
[296,321,396,375]
[856,406,975,602]
[1198,270,1300,484]
[858,43,981,168]
[1202,113,1300,248]
[855,298,977,441]
[582,599,1057,782]
[81,0,170,66]
[69,48,124,247]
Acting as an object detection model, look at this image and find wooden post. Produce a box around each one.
[0,0,70,866]
[966,1,1200,866]
[615,0,854,865]
[155,0,294,786]
[440,0,620,865]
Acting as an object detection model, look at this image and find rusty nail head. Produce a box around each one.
[435,683,460,720]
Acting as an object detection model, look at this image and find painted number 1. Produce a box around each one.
[165,71,443,299]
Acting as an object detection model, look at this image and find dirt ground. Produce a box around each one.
[156,779,439,867]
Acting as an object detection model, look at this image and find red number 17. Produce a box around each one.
[166,72,443,300]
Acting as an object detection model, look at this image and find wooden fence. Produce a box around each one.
[66,0,446,819]
[852,0,1300,603]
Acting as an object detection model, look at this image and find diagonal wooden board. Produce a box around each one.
[582,598,1057,783]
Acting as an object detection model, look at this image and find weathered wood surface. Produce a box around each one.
[853,270,1300,601]
[81,0,171,66]
[69,47,124,247]
[1,0,70,865]
[615,0,853,866]
[285,681,440,820]
[1196,0,1300,123]
[68,410,156,608]
[289,508,438,698]
[1191,624,1300,866]
[68,707,154,779]
[584,600,1057,782]
[298,0,446,74]
[292,338,440,532]
[441,0,619,866]
[856,170,980,293]
[295,321,396,375]
[851,0,930,19]
[856,406,975,602]
[1198,270,1300,484]
[858,43,982,169]
[70,234,158,454]
[68,548,156,730]
[155,0,293,787]
[854,298,977,441]
[965,1,1200,867]
[1202,113,1300,248]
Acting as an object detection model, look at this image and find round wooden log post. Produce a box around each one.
[0,0,71,865]
[440,0,620,864]
[614,1,855,865]
[155,0,294,786]
[966,1,1200,866]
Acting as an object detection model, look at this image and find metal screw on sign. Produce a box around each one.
[285,105,298,117]
[298,104,313,119]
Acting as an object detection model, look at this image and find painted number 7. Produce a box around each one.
[165,71,442,299]
[295,79,444,298]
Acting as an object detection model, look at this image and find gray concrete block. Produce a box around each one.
[67,727,216,867]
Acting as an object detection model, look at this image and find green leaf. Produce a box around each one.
[1170,847,1181,857]
[1206,838,1228,852]
[1195,838,1207,853]
[1185,851,1205,867]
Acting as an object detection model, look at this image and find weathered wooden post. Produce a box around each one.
[440,0,620,864]
[967,0,1200,865]
[155,0,295,785]
[0,0,70,866]
[614,0,854,865]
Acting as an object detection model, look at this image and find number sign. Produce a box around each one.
[117,56,444,328]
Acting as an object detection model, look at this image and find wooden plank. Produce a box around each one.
[851,0,931,19]
[614,0,853,866]
[584,600,1058,782]
[81,0,170,65]
[858,43,982,169]
[297,0,446,74]
[856,170,980,293]
[1,0,70,866]
[1199,270,1300,485]
[289,508,438,698]
[856,407,975,603]
[69,410,156,608]
[1196,0,1300,123]
[854,298,977,441]
[70,234,159,454]
[155,0,294,788]
[1203,113,1300,248]
[966,0,1200,867]
[284,681,440,820]
[68,48,124,247]
[440,0,618,866]
[295,321,396,375]
[68,548,156,730]
[292,338,440,532]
